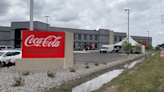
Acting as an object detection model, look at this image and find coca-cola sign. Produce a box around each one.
[24,35,62,47]
[22,30,65,58]
[137,41,147,46]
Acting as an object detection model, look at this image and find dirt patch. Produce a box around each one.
[46,53,154,92]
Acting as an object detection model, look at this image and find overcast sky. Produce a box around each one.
[0,0,164,46]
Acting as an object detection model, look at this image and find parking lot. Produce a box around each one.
[74,52,127,64]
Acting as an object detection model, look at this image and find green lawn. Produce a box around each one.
[96,52,164,92]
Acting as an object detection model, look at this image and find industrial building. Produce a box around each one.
[0,21,152,49]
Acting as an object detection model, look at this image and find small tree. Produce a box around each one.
[149,45,153,49]
[122,40,132,55]
[135,43,142,53]
[145,45,153,52]
[145,46,149,52]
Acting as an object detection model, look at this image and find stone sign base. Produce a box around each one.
[16,32,73,70]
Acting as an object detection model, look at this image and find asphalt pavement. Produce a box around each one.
[74,52,127,64]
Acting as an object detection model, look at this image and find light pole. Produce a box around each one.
[147,31,149,46]
[30,0,33,31]
[45,16,50,31]
[125,9,129,43]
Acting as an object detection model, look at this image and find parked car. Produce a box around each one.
[0,45,14,50]
[0,50,22,67]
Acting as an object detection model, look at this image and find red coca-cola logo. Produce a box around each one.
[142,41,147,44]
[137,41,147,46]
[24,34,62,47]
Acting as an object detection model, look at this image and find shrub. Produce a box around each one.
[103,62,107,65]
[70,68,76,72]
[13,76,24,87]
[95,63,99,66]
[47,72,56,78]
[22,71,30,76]
[85,65,89,68]
[145,45,153,52]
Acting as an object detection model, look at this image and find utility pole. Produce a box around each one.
[147,31,149,46]
[45,16,50,31]
[161,15,164,23]
[125,9,129,43]
[125,9,130,56]
[30,0,33,31]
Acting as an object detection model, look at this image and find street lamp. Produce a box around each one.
[30,0,33,31]
[45,16,50,31]
[125,9,129,43]
[147,31,149,46]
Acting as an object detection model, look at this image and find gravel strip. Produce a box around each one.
[0,54,142,92]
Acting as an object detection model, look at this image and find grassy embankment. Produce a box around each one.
[95,52,164,92]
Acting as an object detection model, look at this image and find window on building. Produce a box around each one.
[78,34,81,40]
[15,30,21,40]
[115,36,117,41]
[74,42,75,48]
[119,37,122,41]
[78,43,81,46]
[90,35,92,40]
[81,43,84,48]
[84,34,87,40]
[14,28,26,48]
[78,43,81,49]
[95,35,98,40]
[74,34,76,39]
[95,43,97,48]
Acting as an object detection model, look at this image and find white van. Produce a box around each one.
[100,45,114,53]
[0,45,14,50]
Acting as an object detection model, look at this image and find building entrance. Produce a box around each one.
[14,28,27,48]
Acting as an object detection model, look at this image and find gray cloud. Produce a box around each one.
[0,0,11,16]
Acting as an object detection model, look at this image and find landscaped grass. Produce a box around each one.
[96,52,164,92]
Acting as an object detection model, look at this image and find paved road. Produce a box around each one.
[74,52,127,64]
